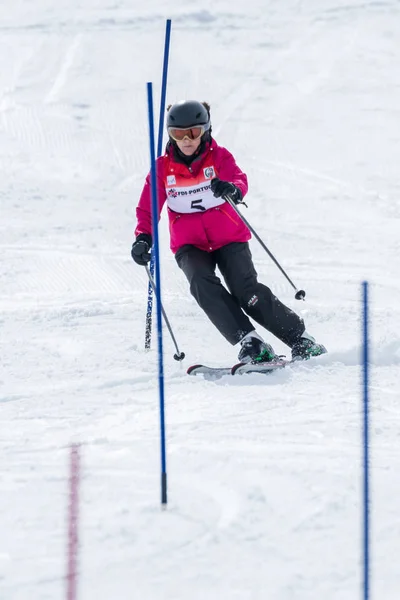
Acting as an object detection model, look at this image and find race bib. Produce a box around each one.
[165,161,224,213]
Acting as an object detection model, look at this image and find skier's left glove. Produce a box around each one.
[131,233,152,266]
[211,178,242,204]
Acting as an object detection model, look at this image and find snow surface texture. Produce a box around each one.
[1,1,400,599]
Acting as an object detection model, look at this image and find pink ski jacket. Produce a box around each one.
[135,139,251,254]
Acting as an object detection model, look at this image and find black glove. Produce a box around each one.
[210,178,242,204]
[131,233,152,266]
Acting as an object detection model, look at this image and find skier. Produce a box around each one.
[131,100,326,364]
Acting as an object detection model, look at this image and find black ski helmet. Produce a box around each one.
[166,100,211,132]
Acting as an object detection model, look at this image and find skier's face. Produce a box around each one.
[175,136,201,156]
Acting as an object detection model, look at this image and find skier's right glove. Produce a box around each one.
[131,233,152,266]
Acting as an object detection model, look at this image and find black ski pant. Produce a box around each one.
[175,242,305,347]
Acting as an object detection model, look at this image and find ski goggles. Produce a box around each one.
[167,125,206,142]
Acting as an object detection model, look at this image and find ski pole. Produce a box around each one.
[223,194,306,300]
[145,264,185,361]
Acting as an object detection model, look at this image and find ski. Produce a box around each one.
[186,364,232,379]
[231,359,289,375]
[187,359,289,379]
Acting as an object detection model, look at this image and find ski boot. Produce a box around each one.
[291,333,327,361]
[238,336,279,364]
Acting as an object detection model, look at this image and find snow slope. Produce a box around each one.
[1,1,400,598]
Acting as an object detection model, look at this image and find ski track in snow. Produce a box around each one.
[1,1,400,599]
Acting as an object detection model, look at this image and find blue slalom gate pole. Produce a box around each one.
[145,19,172,351]
[157,20,172,158]
[362,281,370,600]
[147,82,167,505]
